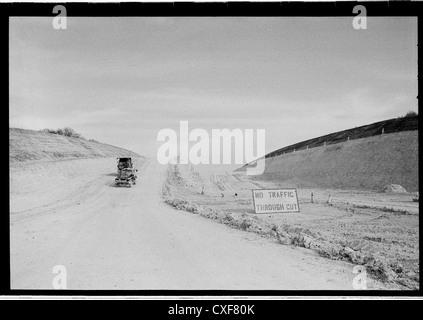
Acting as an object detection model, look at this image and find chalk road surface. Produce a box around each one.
[11,158,361,290]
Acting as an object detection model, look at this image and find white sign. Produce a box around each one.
[252,189,300,213]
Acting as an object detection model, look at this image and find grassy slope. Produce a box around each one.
[246,131,418,192]
[265,116,418,158]
[9,128,142,163]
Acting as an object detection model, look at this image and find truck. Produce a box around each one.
[115,157,138,187]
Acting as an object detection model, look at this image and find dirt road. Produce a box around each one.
[11,158,365,290]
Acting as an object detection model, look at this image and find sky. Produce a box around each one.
[10,17,418,159]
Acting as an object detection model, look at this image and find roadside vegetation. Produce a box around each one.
[39,127,84,139]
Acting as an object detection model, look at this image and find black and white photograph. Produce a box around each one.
[4,0,421,301]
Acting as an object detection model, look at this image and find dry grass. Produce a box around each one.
[9,128,141,164]
[242,131,419,192]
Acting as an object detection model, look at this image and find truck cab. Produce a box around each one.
[115,157,138,187]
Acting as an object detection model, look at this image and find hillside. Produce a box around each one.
[9,128,142,163]
[239,117,419,192]
[265,115,418,158]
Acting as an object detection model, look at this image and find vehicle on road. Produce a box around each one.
[115,157,138,187]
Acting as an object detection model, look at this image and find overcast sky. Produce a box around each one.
[10,17,417,158]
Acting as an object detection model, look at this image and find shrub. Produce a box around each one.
[63,127,82,138]
[40,128,57,134]
[40,127,84,139]
[404,111,417,117]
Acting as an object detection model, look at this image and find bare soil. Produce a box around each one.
[163,163,419,290]
[11,159,370,290]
